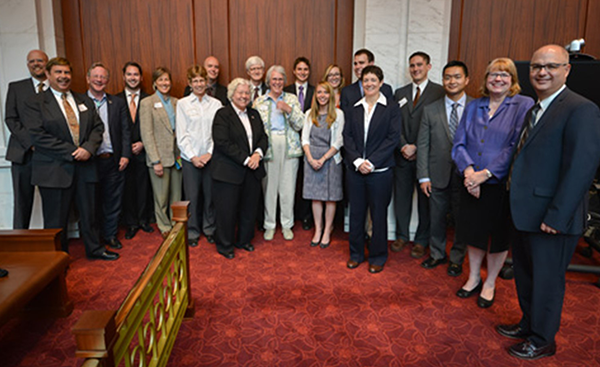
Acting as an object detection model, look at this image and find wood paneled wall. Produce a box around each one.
[61,0,354,97]
[449,0,600,97]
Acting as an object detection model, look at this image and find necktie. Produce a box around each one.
[507,103,541,189]
[129,93,137,122]
[298,85,305,111]
[449,103,459,139]
[62,93,79,146]
[413,86,420,107]
[207,85,214,97]
[253,86,259,101]
[37,82,44,94]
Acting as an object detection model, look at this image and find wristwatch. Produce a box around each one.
[485,169,493,178]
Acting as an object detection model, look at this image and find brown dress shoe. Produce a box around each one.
[368,264,384,273]
[410,243,426,258]
[347,259,361,269]
[391,238,407,252]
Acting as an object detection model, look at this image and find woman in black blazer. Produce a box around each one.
[211,78,268,259]
[343,65,401,273]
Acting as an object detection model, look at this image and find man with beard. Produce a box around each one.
[4,49,49,229]
[117,62,154,239]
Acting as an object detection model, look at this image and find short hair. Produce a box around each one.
[443,60,469,77]
[321,64,345,90]
[245,56,265,71]
[186,64,207,82]
[152,66,171,84]
[293,56,311,70]
[227,78,252,101]
[87,62,110,78]
[480,57,521,97]
[354,48,374,63]
[122,61,142,75]
[360,65,384,82]
[409,51,431,65]
[265,65,287,88]
[45,57,71,72]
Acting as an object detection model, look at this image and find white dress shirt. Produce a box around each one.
[352,92,389,172]
[176,93,222,161]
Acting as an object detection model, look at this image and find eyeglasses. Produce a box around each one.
[327,73,341,78]
[529,63,568,72]
[488,72,511,80]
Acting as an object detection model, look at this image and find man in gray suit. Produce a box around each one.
[392,51,445,258]
[417,61,471,276]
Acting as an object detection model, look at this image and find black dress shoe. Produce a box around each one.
[421,256,448,269]
[235,243,254,252]
[125,226,139,240]
[205,235,215,244]
[447,262,463,277]
[310,241,320,247]
[508,341,556,360]
[477,291,495,308]
[140,223,154,233]
[106,238,123,249]
[496,324,530,340]
[347,259,361,269]
[89,250,120,261]
[218,251,235,259]
[0,268,8,277]
[320,242,330,249]
[302,218,313,230]
[368,264,384,273]
[188,238,199,247]
[456,280,483,298]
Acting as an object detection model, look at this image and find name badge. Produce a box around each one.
[398,97,408,108]
[78,104,88,112]
[154,102,163,109]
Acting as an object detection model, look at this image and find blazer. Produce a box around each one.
[116,90,149,144]
[4,78,37,163]
[283,83,315,113]
[139,93,179,168]
[340,81,393,119]
[104,93,132,163]
[22,89,104,188]
[184,83,228,106]
[510,88,600,235]
[211,104,268,185]
[416,95,473,189]
[343,95,401,171]
[394,81,445,164]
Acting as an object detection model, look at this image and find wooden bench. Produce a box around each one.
[0,229,73,327]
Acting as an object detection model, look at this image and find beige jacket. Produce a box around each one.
[140,93,179,167]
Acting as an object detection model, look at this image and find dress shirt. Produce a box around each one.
[175,93,222,161]
[535,84,566,125]
[353,92,389,172]
[125,88,141,109]
[231,103,264,165]
[452,94,534,182]
[413,79,430,100]
[157,92,176,131]
[32,78,49,93]
[266,92,286,131]
[88,91,112,154]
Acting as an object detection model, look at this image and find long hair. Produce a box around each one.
[309,82,337,128]
[321,64,345,90]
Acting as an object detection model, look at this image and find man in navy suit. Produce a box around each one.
[499,44,600,360]
[23,57,118,260]
[86,62,131,249]
[4,49,48,229]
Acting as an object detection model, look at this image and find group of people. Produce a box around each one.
[5,44,600,360]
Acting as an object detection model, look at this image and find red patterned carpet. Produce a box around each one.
[1,223,600,367]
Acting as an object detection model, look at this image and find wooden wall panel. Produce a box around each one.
[584,0,600,59]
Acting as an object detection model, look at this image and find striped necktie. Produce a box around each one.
[507,103,541,189]
[449,103,459,139]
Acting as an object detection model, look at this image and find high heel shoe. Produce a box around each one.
[477,290,495,308]
[456,280,483,298]
[320,227,333,248]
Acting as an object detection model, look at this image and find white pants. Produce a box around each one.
[263,133,299,230]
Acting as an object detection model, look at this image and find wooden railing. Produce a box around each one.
[72,202,194,367]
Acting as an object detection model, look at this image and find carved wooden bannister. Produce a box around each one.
[72,202,193,367]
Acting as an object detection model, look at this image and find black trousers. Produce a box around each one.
[97,155,125,240]
[394,161,430,245]
[122,152,153,227]
[10,151,35,229]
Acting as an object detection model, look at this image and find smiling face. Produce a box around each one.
[189,75,207,97]
[46,64,72,93]
[154,73,171,95]
[293,61,310,84]
[123,65,142,90]
[529,45,570,101]
[353,53,372,79]
[27,50,48,80]
[269,71,285,95]
[409,55,431,84]
[315,84,331,108]
[443,66,469,98]
[326,66,342,89]
[231,83,251,110]
[362,72,382,98]
[204,56,220,83]
[87,66,109,95]
[248,64,264,84]
[485,66,512,97]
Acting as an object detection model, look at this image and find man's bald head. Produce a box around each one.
[529,44,571,100]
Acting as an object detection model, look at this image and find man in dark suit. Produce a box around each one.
[86,62,131,249]
[392,51,445,259]
[500,44,600,360]
[211,79,268,259]
[23,57,118,260]
[246,56,268,101]
[417,60,472,276]
[340,49,393,118]
[183,56,228,105]
[4,49,48,229]
[284,56,316,230]
[118,61,154,240]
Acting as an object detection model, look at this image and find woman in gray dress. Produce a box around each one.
[302,82,345,248]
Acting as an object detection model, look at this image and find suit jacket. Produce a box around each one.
[22,89,104,188]
[394,81,445,165]
[139,93,179,167]
[417,95,473,189]
[211,104,268,184]
[184,83,228,106]
[116,90,149,144]
[4,78,38,163]
[343,97,401,171]
[340,81,393,119]
[103,94,132,163]
[510,88,600,235]
[284,83,315,113]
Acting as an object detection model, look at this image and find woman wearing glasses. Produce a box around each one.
[321,64,345,108]
[451,58,533,308]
